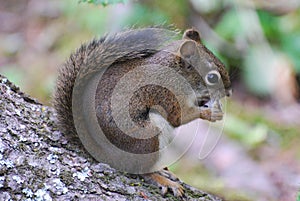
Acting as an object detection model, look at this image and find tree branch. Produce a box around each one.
[0,75,222,201]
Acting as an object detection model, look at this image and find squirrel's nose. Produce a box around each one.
[225,88,232,97]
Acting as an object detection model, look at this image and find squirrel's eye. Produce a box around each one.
[205,70,221,85]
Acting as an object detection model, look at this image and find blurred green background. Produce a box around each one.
[0,0,299,200]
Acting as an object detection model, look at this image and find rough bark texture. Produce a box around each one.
[0,75,222,201]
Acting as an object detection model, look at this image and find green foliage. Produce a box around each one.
[297,191,300,201]
[0,65,24,88]
[243,46,277,96]
[281,32,300,73]
[225,114,268,148]
[214,8,300,96]
[64,0,173,34]
[144,0,188,28]
[123,4,168,26]
[215,9,244,41]
[226,102,300,149]
[79,0,126,6]
[258,10,300,73]
[257,10,281,43]
[62,0,109,34]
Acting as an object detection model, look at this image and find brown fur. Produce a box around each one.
[54,28,175,140]
[53,28,231,196]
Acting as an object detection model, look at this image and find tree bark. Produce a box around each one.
[0,75,222,201]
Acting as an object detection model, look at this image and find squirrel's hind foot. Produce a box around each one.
[142,169,184,198]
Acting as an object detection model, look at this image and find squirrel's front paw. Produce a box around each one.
[142,170,184,198]
[210,107,224,121]
[198,99,224,122]
[200,105,223,122]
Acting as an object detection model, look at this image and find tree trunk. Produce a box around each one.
[0,75,222,201]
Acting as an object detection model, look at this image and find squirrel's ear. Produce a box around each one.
[179,40,197,60]
[183,29,201,44]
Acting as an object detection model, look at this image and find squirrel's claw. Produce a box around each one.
[142,170,185,198]
[160,167,179,181]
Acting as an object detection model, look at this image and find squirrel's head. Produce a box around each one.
[176,28,232,120]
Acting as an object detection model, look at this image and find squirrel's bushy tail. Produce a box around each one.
[53,39,99,137]
[53,28,177,137]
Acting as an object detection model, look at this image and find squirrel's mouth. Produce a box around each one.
[197,98,222,110]
[196,96,210,107]
[196,87,231,109]
[196,96,224,122]
[195,87,231,121]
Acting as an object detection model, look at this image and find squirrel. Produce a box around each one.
[54,27,231,198]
